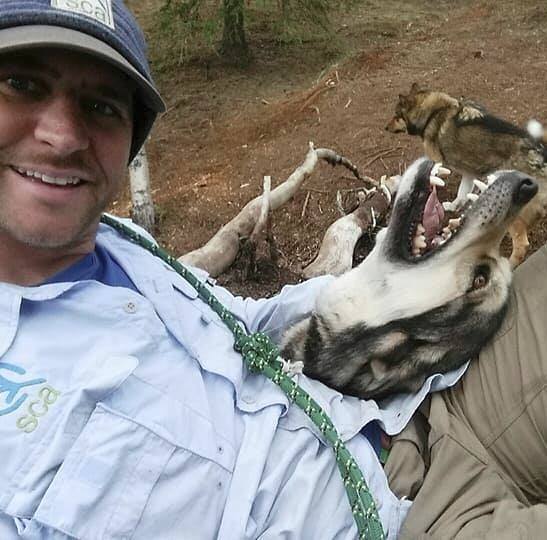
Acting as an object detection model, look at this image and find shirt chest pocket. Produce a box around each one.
[28,376,236,540]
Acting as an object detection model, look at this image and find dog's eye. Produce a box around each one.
[471,265,490,290]
[473,274,488,289]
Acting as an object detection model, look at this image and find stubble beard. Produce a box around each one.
[0,145,125,252]
[0,192,111,251]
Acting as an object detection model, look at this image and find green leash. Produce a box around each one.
[100,214,385,540]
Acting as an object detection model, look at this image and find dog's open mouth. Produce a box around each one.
[409,164,450,257]
[404,163,495,259]
[386,158,537,264]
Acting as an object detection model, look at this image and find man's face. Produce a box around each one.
[0,47,134,250]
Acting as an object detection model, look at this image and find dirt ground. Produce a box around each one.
[120,0,547,297]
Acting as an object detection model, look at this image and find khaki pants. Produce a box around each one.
[385,245,547,539]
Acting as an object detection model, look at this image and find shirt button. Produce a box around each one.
[217,445,224,455]
[124,301,138,314]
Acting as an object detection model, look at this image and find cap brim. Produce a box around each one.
[0,25,165,113]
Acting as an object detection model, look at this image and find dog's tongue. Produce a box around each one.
[423,187,445,241]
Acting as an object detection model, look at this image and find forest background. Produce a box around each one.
[121,0,547,296]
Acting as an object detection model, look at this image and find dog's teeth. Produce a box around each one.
[430,175,445,187]
[432,163,451,178]
[473,179,488,192]
[412,246,421,256]
[413,235,427,249]
[467,193,479,202]
[431,237,443,248]
[416,223,426,234]
[487,174,497,185]
[442,201,456,212]
[448,218,461,229]
[442,228,452,240]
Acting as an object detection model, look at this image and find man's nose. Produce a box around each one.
[34,95,90,156]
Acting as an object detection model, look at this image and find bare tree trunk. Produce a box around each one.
[220,0,250,64]
[129,146,155,233]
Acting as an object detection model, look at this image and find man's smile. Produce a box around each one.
[10,165,84,186]
[3,164,92,208]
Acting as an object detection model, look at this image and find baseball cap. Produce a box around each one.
[0,0,166,161]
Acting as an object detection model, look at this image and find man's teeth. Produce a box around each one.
[15,167,81,186]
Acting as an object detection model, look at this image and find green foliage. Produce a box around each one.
[220,0,249,64]
[152,0,222,69]
[151,0,355,68]
[272,0,337,45]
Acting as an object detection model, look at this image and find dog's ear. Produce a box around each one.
[409,82,421,94]
[398,93,409,105]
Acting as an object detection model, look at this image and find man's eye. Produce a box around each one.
[84,99,121,119]
[5,76,41,94]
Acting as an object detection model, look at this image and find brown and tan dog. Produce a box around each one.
[386,83,547,267]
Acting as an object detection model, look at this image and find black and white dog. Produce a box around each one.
[282,158,537,399]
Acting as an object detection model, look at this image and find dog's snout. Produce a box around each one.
[514,176,538,204]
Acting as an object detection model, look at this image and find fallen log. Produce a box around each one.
[302,175,400,278]
[179,142,370,276]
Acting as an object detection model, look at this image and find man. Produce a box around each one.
[0,1,430,538]
[0,2,544,540]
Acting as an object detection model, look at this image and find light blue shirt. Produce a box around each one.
[0,220,467,539]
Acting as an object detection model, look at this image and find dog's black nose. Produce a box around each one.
[514,176,538,204]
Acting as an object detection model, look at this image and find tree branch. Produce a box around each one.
[179,142,361,276]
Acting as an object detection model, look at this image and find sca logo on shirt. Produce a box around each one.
[0,362,61,433]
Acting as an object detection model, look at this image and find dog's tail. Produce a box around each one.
[527,119,546,143]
